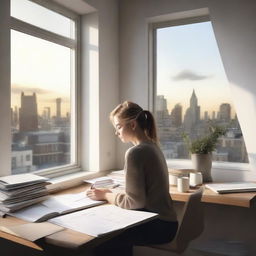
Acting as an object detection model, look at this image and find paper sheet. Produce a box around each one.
[49,204,158,237]
[0,222,64,241]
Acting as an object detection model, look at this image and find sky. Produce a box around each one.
[11,0,74,117]
[156,21,235,119]
[11,1,234,120]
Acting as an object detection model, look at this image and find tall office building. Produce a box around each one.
[44,107,51,120]
[219,103,231,122]
[155,95,171,124]
[56,98,62,118]
[14,106,19,127]
[156,95,168,112]
[204,111,209,121]
[171,104,182,127]
[184,89,200,132]
[19,92,38,132]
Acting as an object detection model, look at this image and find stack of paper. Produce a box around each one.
[107,170,126,189]
[0,173,50,213]
[84,176,120,189]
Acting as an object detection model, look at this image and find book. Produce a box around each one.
[49,204,158,237]
[9,192,105,222]
[0,189,49,204]
[84,176,120,189]
[205,182,256,194]
[0,195,50,213]
[0,173,50,213]
[0,173,49,190]
[0,182,49,200]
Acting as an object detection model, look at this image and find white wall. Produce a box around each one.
[118,0,256,180]
[81,0,119,172]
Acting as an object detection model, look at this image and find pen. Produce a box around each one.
[111,184,120,189]
[91,184,95,189]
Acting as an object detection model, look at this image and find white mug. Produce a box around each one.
[177,177,190,193]
[189,172,203,187]
[169,174,178,186]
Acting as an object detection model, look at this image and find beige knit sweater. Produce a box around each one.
[109,142,177,222]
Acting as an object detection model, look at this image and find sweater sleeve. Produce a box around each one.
[114,148,146,209]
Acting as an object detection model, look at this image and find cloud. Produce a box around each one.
[172,70,212,81]
[11,84,53,95]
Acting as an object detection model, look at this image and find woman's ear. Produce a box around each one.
[130,120,137,131]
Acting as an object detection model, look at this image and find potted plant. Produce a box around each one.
[182,125,226,182]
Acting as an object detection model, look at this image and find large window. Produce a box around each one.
[10,0,79,174]
[154,19,248,164]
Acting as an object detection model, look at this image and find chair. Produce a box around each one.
[134,187,204,255]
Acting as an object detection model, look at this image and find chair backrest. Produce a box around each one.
[152,187,204,254]
[174,187,204,253]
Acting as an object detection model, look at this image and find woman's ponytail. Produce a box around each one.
[135,110,158,144]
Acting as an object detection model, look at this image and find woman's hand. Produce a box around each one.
[86,188,112,201]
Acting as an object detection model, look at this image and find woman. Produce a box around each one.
[86,101,178,256]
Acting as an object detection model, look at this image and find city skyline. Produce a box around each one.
[11,92,69,121]
[11,29,72,115]
[156,21,236,118]
[159,89,235,120]
[11,91,70,118]
[157,92,234,124]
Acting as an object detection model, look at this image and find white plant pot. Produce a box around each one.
[191,153,213,182]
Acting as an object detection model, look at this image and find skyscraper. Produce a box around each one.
[156,95,168,111]
[190,89,200,123]
[44,107,51,120]
[171,104,182,127]
[219,103,231,122]
[56,98,61,118]
[19,92,38,132]
[14,106,18,127]
[204,111,209,121]
[184,89,200,132]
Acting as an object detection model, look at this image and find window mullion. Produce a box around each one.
[11,17,76,49]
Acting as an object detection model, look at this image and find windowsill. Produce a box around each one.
[45,160,251,194]
[46,170,112,193]
[167,159,251,172]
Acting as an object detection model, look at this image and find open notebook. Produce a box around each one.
[205,182,256,194]
[9,192,104,222]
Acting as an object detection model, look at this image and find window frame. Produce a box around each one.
[148,15,250,172]
[10,0,81,178]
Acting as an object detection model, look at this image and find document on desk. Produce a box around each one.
[0,173,49,190]
[49,204,158,237]
[9,192,105,222]
[205,182,256,194]
[0,222,64,241]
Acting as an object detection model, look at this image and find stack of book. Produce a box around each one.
[0,173,50,213]
[84,176,120,189]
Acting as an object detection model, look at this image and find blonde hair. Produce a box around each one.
[110,101,158,144]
